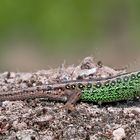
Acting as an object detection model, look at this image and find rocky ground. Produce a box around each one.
[0,57,140,140]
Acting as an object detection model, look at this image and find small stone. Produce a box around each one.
[0,115,7,121]
[2,101,13,108]
[12,121,27,131]
[131,107,140,115]
[20,73,32,81]
[1,86,9,91]
[7,79,15,83]
[35,115,53,123]
[20,83,28,89]
[1,72,10,78]
[10,72,16,78]
[78,68,97,77]
[113,127,126,140]
[16,129,39,140]
[89,135,98,140]
[107,107,116,113]
[41,136,53,140]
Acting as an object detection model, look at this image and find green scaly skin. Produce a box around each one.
[80,71,140,103]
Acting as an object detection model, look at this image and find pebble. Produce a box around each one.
[20,73,32,81]
[113,127,126,140]
[79,68,97,77]
[131,107,140,115]
[12,120,27,131]
[16,129,39,140]
[10,72,16,78]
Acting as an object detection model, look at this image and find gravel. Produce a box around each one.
[0,57,139,140]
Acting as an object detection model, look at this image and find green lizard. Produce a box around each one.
[0,71,140,109]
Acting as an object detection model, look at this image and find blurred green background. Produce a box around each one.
[0,0,140,71]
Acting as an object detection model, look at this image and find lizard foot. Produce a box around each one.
[61,102,76,112]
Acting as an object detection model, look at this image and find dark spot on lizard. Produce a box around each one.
[131,74,136,80]
[86,83,92,88]
[123,76,129,82]
[137,72,140,78]
[96,82,102,88]
[104,81,110,87]
[78,83,85,89]
[111,80,116,86]
[65,84,71,89]
[116,78,122,83]
[71,84,76,89]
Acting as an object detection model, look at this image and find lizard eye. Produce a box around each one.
[137,72,140,78]
[123,76,129,82]
[96,82,102,88]
[131,74,136,80]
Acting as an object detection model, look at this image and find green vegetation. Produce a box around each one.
[0,0,140,71]
[0,0,140,42]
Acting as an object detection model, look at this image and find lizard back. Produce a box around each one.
[80,71,140,103]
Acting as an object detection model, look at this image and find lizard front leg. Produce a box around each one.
[63,89,81,111]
